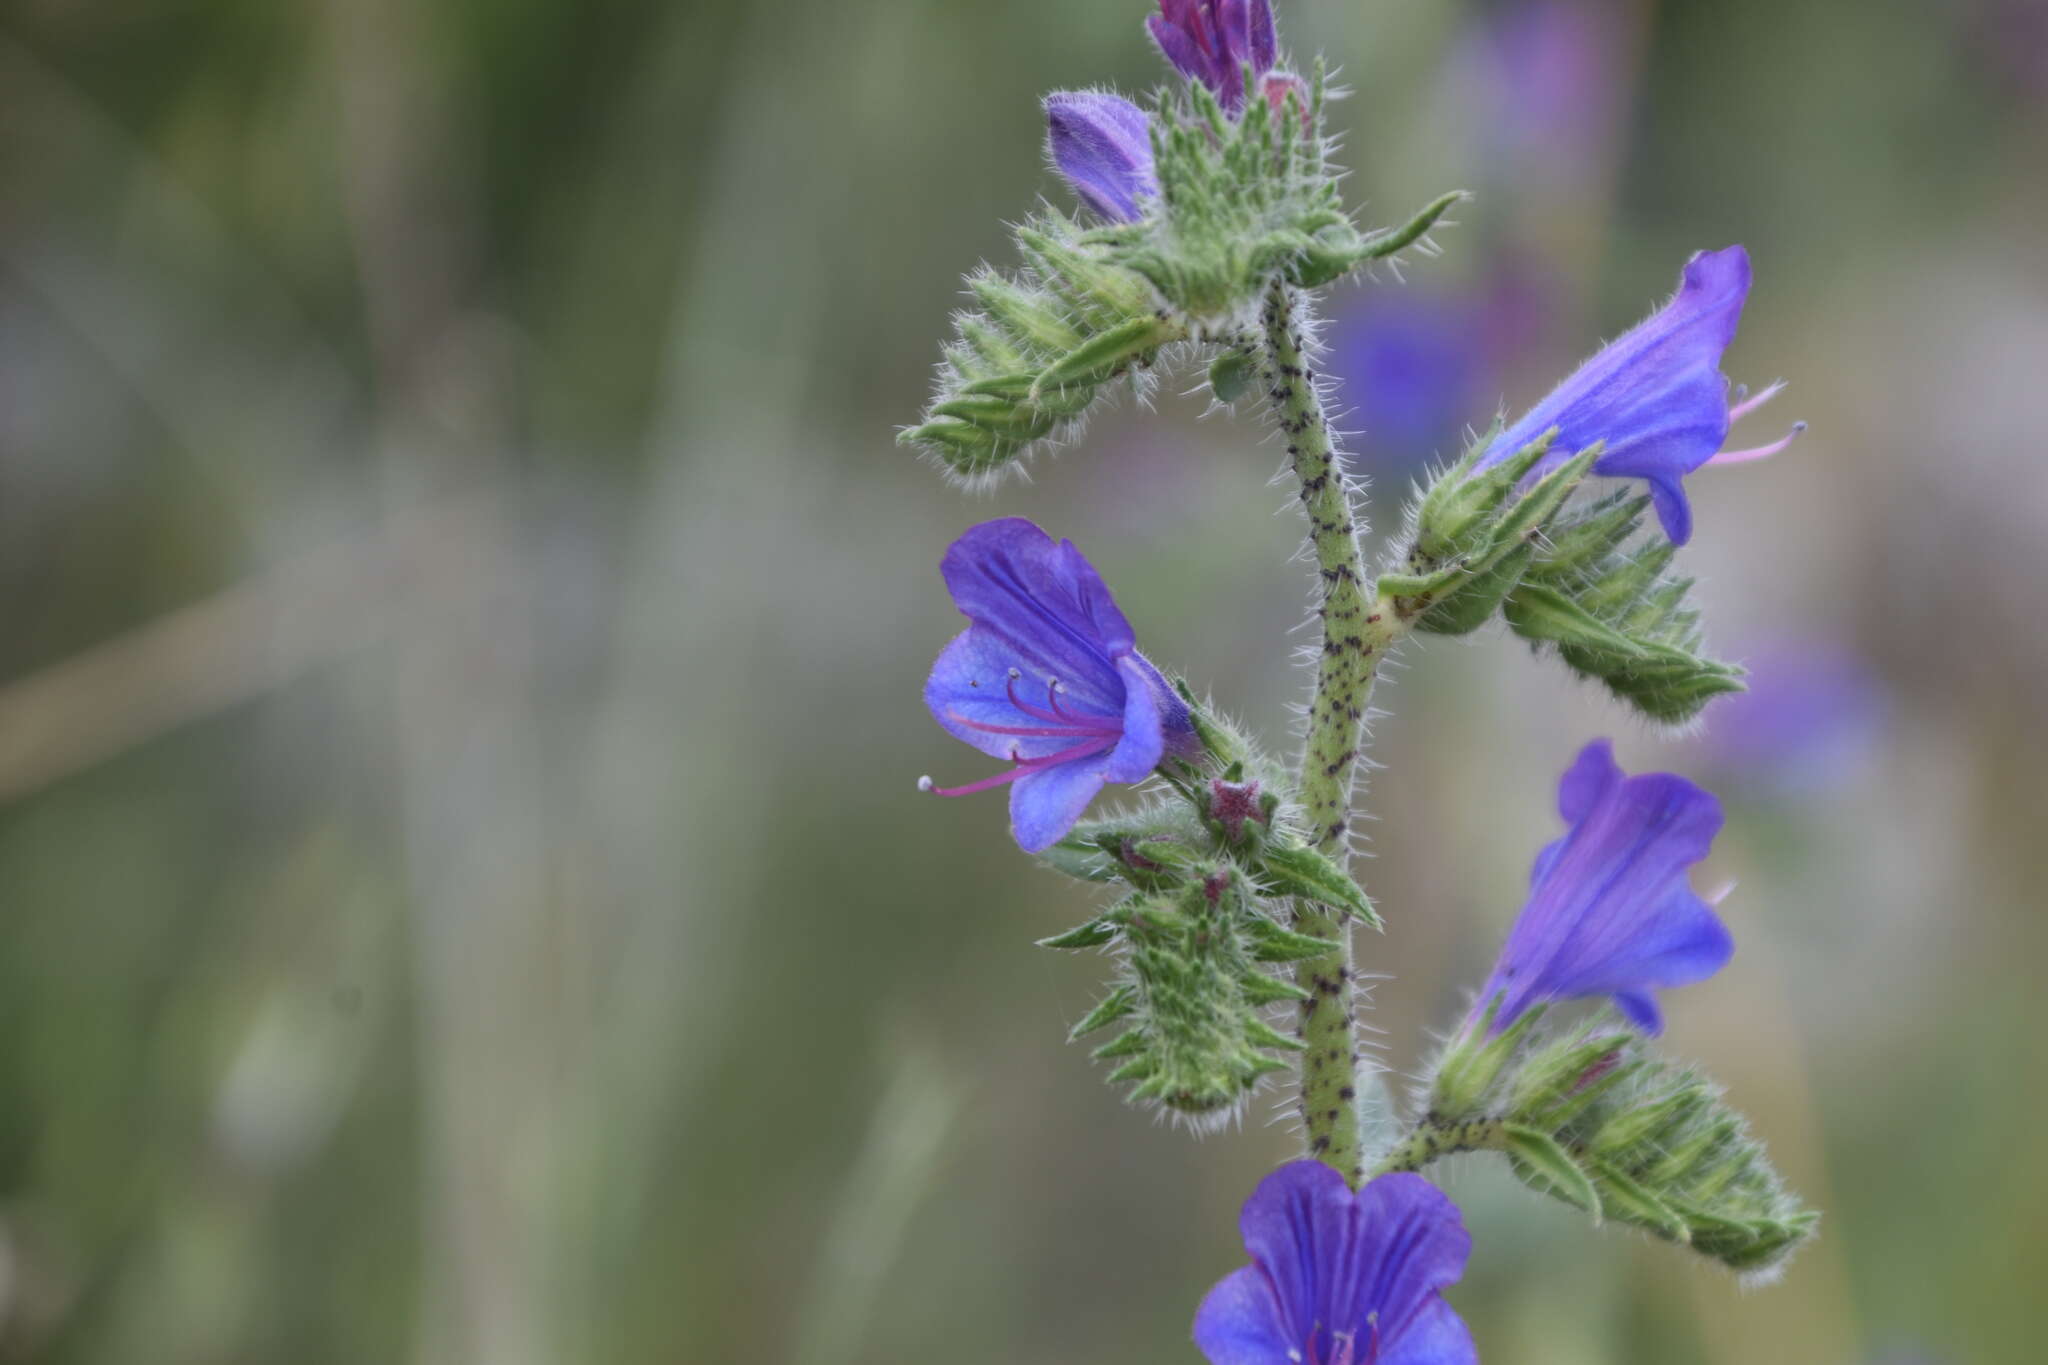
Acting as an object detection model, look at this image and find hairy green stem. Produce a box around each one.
[1260,279,1407,1185]
[1371,1118,1511,1177]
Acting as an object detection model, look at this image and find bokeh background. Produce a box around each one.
[1,0,2044,1360]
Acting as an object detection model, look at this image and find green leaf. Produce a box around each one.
[1241,913,1340,963]
[1504,1123,1603,1223]
[1255,841,1381,929]
[1068,985,1138,1040]
[1502,582,1651,658]
[1589,1159,1691,1243]
[1037,917,1119,949]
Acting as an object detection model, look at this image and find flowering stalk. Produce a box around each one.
[1261,278,1406,1184]
[1372,1118,1513,1177]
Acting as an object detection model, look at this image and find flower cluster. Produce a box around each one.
[905,0,1816,1359]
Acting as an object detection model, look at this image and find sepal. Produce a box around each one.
[1091,70,1460,332]
[1419,1016,1816,1274]
[1066,867,1312,1120]
[1503,490,1746,723]
[1383,430,1599,636]
[903,210,1179,482]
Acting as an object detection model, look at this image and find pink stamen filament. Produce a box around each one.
[950,713,1120,740]
[1710,421,1806,466]
[1726,378,1786,423]
[1005,672,1118,730]
[924,737,1114,798]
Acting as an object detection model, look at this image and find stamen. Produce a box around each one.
[949,710,1120,739]
[921,737,1114,798]
[1709,420,1805,466]
[1726,378,1785,424]
[1003,671,1120,730]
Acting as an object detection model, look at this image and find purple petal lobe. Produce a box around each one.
[1196,1164,1474,1365]
[1378,1296,1481,1365]
[1483,246,1755,544]
[1010,759,1109,853]
[1246,0,1278,71]
[1146,0,1285,111]
[1342,1175,1474,1347]
[1105,652,1171,783]
[1476,740,1732,1033]
[1045,91,1158,223]
[939,518,1131,700]
[1191,1266,1290,1365]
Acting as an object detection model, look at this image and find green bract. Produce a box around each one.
[901,67,1461,485]
[1091,71,1461,330]
[1408,1014,1817,1276]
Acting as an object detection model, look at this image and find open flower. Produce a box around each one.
[1472,740,1732,1036]
[1148,0,1290,114]
[921,518,1196,852]
[1045,90,1159,223]
[1195,1163,1477,1365]
[1481,245,1803,545]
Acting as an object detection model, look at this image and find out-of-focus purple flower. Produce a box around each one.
[1455,0,1628,186]
[1327,289,1492,476]
[1472,740,1731,1036]
[1699,641,1889,795]
[1481,246,1803,545]
[1045,91,1159,223]
[921,518,1196,853]
[1195,1162,1477,1365]
[1148,0,1295,114]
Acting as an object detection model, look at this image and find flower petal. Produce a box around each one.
[1045,91,1159,223]
[1245,0,1278,73]
[1103,652,1170,782]
[1147,15,1223,91]
[1377,1295,1480,1365]
[1337,1175,1473,1345]
[1009,757,1110,853]
[1481,742,1730,1031]
[1556,737,1624,823]
[1235,1160,1353,1339]
[1191,1266,1291,1365]
[1485,246,1753,545]
[939,518,1131,706]
[924,630,1124,762]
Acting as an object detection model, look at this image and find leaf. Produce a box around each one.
[1256,841,1381,929]
[1504,1123,1603,1224]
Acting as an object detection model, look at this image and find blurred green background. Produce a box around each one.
[1,0,2044,1360]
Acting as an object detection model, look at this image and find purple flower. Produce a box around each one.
[921,518,1196,853]
[1455,0,1628,187]
[1327,288,1493,476]
[1698,640,1888,795]
[1472,740,1732,1036]
[1147,0,1294,114]
[1045,91,1159,223]
[1195,1163,1476,1365]
[1481,246,1803,545]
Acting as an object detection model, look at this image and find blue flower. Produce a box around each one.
[1195,1163,1477,1365]
[1481,246,1803,545]
[1045,91,1159,223]
[1326,286,1493,477]
[1148,0,1284,114]
[1473,740,1732,1036]
[922,518,1196,852]
[1698,640,1888,796]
